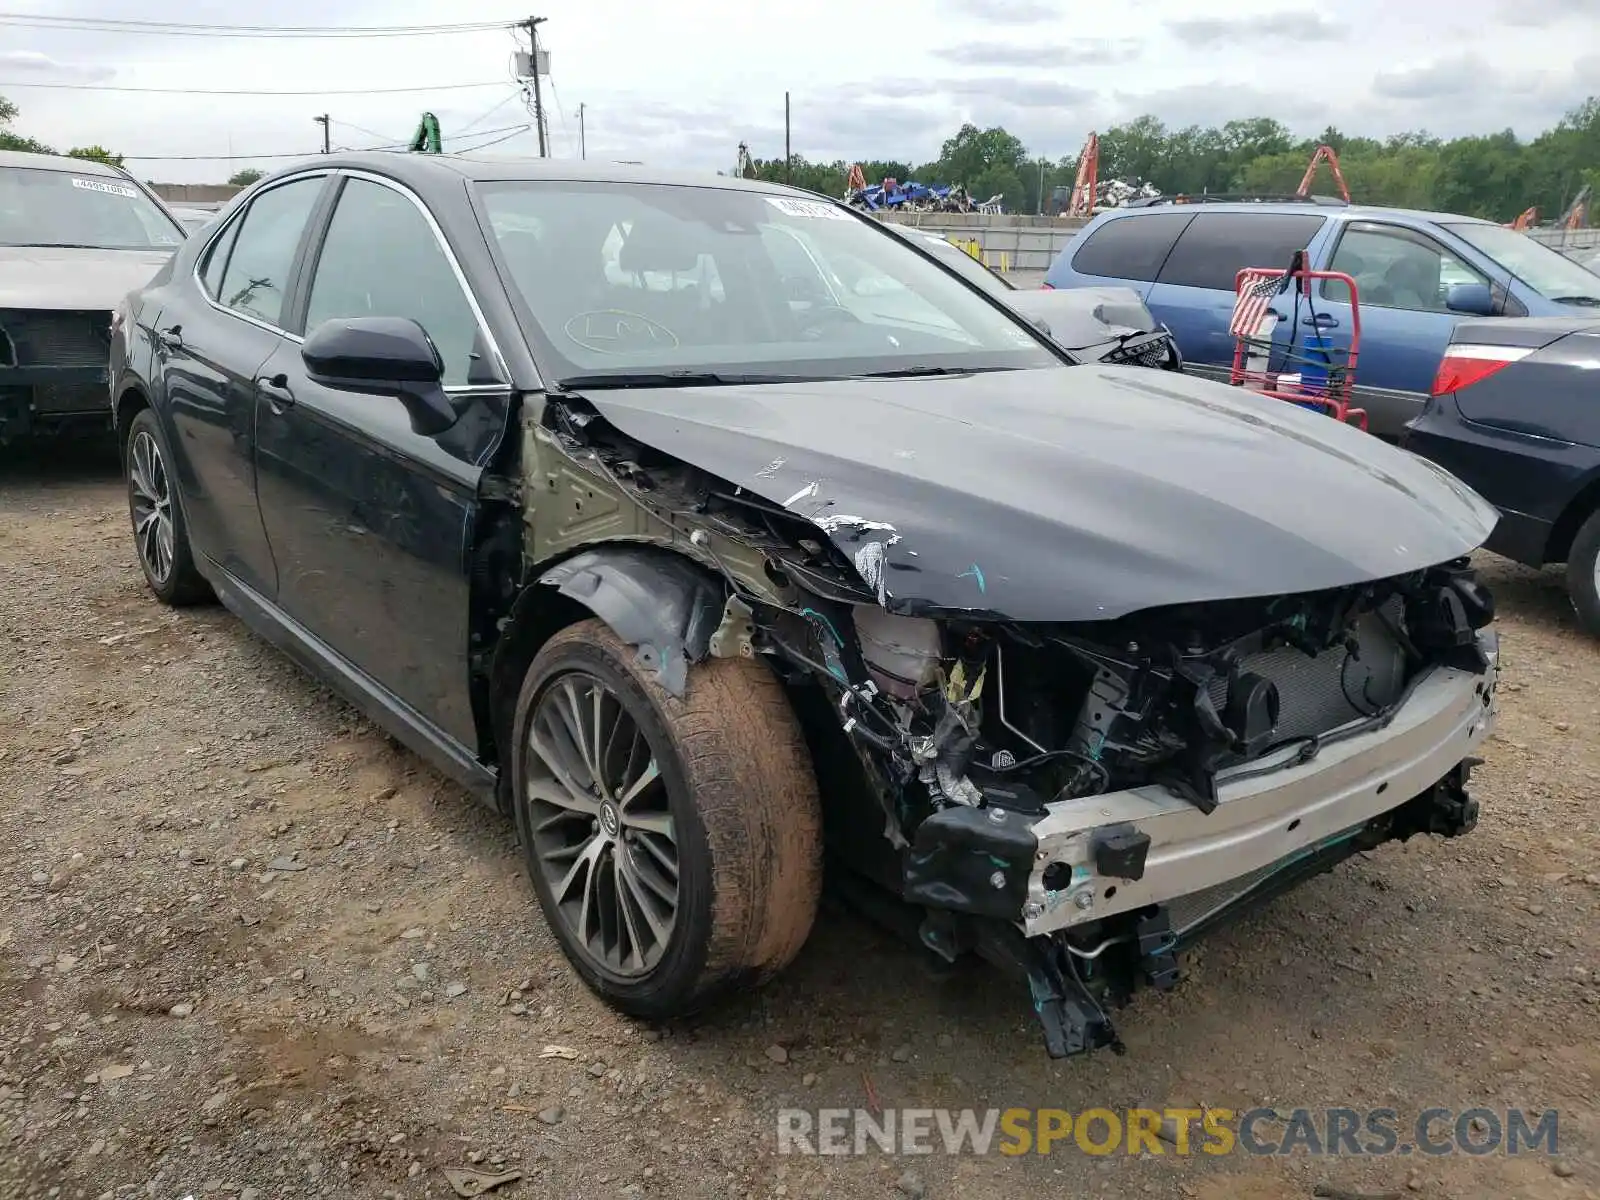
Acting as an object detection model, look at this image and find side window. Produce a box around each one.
[199,217,239,298]
[304,178,485,386]
[217,177,324,328]
[1156,213,1327,291]
[1070,213,1194,282]
[1322,223,1489,311]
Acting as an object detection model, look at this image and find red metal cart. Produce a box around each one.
[1228,259,1367,431]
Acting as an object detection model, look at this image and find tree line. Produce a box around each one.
[745,96,1600,222]
[0,95,123,168]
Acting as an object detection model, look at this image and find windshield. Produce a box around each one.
[908,234,1015,298]
[1441,222,1600,305]
[0,166,185,251]
[476,180,1057,383]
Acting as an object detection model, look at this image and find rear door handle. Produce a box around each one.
[255,372,296,410]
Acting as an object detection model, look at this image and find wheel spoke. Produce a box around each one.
[625,841,678,905]
[616,757,660,809]
[619,852,674,948]
[525,769,598,817]
[621,808,673,839]
[613,864,646,971]
[555,680,596,786]
[552,833,606,907]
[634,829,679,882]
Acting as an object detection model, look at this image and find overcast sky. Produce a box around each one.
[1,0,1594,184]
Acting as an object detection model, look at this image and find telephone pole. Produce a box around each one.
[313,113,330,154]
[578,102,586,160]
[521,16,548,157]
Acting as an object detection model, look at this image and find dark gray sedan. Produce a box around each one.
[109,153,1499,1060]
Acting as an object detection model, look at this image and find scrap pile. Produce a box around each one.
[1095,178,1161,209]
[844,168,1002,214]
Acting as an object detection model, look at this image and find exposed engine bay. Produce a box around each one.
[526,387,1500,1059]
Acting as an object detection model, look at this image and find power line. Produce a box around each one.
[456,89,522,136]
[546,76,573,157]
[455,125,535,154]
[117,123,532,161]
[0,13,511,39]
[330,119,402,146]
[0,78,510,96]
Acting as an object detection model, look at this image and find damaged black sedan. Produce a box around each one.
[110,156,1501,1058]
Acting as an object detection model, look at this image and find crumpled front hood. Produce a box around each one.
[0,246,173,311]
[582,366,1498,622]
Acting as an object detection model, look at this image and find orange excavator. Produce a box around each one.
[1066,132,1098,218]
[1297,144,1350,203]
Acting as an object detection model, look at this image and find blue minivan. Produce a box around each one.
[1042,199,1600,437]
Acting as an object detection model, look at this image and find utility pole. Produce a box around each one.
[578,103,585,160]
[784,91,791,185]
[314,113,330,154]
[521,16,548,158]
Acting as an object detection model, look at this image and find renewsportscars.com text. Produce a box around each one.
[776,1107,1560,1157]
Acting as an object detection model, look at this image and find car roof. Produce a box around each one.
[257,150,819,198]
[0,148,128,177]
[1099,200,1494,227]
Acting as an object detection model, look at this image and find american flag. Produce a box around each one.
[1229,271,1285,339]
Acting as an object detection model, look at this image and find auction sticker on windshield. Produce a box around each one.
[72,177,138,198]
[765,196,850,220]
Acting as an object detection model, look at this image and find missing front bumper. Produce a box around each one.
[900,630,1496,1061]
[1022,630,1496,938]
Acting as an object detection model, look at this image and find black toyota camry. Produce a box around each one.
[109,152,1499,1059]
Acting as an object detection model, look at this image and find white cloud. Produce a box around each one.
[0,48,113,81]
[0,0,1589,183]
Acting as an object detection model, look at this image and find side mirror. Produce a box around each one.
[1445,282,1497,317]
[301,316,458,436]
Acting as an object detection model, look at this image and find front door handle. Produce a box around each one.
[255,372,296,410]
[1303,313,1340,328]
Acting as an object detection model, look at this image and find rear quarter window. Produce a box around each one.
[1155,213,1327,291]
[1069,213,1194,282]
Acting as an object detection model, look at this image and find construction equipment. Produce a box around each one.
[1559,185,1591,231]
[1067,133,1098,218]
[1297,144,1350,204]
[410,112,442,154]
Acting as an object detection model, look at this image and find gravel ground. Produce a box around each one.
[2,449,1598,1200]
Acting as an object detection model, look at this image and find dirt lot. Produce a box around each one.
[2,451,1598,1200]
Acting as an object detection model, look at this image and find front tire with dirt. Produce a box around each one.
[510,619,822,1019]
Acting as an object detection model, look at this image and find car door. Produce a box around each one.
[154,173,330,597]
[1143,212,1330,382]
[252,172,511,749]
[1316,221,1494,438]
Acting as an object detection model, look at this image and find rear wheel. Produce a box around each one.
[125,409,211,606]
[1565,508,1600,637]
[510,619,822,1018]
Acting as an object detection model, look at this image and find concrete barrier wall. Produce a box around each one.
[150,183,243,204]
[877,212,1086,272]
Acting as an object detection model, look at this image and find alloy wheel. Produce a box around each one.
[524,671,680,976]
[129,430,175,585]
